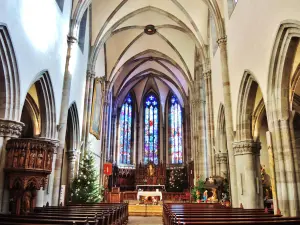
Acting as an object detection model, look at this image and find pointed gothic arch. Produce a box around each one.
[25,71,57,139]
[0,24,20,121]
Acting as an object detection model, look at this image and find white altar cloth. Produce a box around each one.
[137,191,163,200]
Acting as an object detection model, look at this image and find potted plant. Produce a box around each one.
[191,178,205,203]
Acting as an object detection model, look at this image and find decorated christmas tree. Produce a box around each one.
[70,151,103,203]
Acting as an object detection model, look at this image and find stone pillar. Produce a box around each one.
[217,37,238,207]
[81,71,95,159]
[273,119,289,215]
[0,119,23,212]
[52,35,77,206]
[215,153,220,176]
[110,115,117,163]
[233,140,261,209]
[266,131,279,214]
[36,190,44,207]
[204,69,215,176]
[280,119,299,216]
[219,153,228,178]
[288,112,300,216]
[67,150,77,188]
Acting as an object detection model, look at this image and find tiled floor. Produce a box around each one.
[127,216,163,225]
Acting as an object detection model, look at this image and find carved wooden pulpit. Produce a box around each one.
[4,138,58,215]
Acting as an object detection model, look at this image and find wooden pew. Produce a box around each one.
[163,203,300,225]
[0,203,128,225]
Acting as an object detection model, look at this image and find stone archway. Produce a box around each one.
[233,71,264,209]
[0,24,20,121]
[267,20,300,217]
[216,104,228,178]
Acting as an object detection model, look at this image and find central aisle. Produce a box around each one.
[127,216,163,225]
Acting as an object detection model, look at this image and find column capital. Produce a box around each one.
[99,76,106,84]
[233,140,261,156]
[86,70,95,79]
[0,119,24,138]
[217,36,227,46]
[67,35,77,44]
[191,99,205,106]
[218,152,228,163]
[66,150,78,161]
[203,70,212,80]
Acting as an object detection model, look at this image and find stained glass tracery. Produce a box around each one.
[144,94,159,165]
[169,95,183,164]
[118,94,133,165]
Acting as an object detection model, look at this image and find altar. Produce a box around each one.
[136,184,165,201]
[137,191,163,201]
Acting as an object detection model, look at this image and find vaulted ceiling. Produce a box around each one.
[88,0,211,109]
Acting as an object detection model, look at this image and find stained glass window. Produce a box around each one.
[118,94,133,165]
[144,93,159,165]
[169,95,183,164]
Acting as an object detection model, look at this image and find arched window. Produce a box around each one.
[144,93,159,165]
[169,94,183,164]
[118,94,133,165]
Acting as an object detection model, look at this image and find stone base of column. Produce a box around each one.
[233,140,261,209]
[36,190,44,207]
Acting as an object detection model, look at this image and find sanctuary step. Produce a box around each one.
[129,204,163,216]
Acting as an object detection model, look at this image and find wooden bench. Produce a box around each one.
[0,203,128,225]
[163,203,300,225]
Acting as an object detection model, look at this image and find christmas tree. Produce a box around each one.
[70,151,103,203]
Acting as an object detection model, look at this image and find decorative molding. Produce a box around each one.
[217,36,227,46]
[144,25,156,35]
[66,150,78,161]
[67,35,77,44]
[218,153,228,163]
[203,70,212,80]
[233,140,261,156]
[0,119,24,138]
[86,70,95,79]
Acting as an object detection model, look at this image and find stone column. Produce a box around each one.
[219,153,228,178]
[217,37,238,207]
[0,119,24,212]
[280,119,299,216]
[52,35,77,206]
[81,71,95,158]
[110,115,117,163]
[288,112,300,216]
[66,150,77,188]
[36,190,44,207]
[204,69,215,176]
[233,140,261,209]
[273,119,289,215]
[215,153,220,176]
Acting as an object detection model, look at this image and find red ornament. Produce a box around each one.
[149,120,153,126]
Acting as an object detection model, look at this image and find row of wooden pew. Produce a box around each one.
[0,203,128,225]
[163,203,300,225]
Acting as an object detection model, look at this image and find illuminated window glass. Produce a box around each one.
[169,95,183,164]
[144,93,159,165]
[118,94,133,164]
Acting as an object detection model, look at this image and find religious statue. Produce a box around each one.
[22,191,31,213]
[36,151,43,169]
[46,153,52,169]
[28,151,36,168]
[208,188,218,202]
[6,150,13,167]
[203,190,208,201]
[147,163,155,177]
[12,151,19,168]
[19,149,26,167]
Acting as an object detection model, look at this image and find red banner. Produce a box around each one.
[103,163,112,176]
